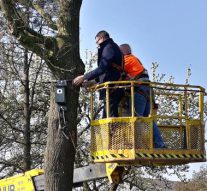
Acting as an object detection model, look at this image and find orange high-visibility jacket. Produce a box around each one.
[124,54,144,77]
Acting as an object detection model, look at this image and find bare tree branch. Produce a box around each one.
[0,112,24,133]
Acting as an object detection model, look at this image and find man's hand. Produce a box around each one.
[73,75,84,86]
[82,80,97,88]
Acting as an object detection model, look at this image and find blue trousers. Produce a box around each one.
[134,86,165,148]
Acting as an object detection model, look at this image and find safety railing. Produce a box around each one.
[89,81,206,165]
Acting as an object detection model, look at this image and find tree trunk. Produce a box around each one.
[23,49,31,171]
[44,0,84,189]
[44,80,79,191]
[0,0,84,190]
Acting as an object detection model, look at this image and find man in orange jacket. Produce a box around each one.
[120,44,149,80]
[120,44,165,148]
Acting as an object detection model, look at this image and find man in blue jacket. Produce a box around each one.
[73,30,124,118]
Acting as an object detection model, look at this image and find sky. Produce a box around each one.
[79,0,207,179]
[80,0,207,90]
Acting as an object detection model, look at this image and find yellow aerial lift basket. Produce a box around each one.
[89,81,206,166]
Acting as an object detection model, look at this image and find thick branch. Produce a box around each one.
[15,0,57,31]
[32,2,58,31]
[0,0,57,59]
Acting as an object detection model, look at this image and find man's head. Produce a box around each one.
[95,30,110,46]
[120,44,132,55]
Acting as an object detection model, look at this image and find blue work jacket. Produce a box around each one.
[84,38,122,99]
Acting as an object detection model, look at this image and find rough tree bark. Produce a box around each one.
[0,0,84,190]
[109,183,119,191]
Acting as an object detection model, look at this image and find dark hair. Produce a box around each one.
[95,30,110,39]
